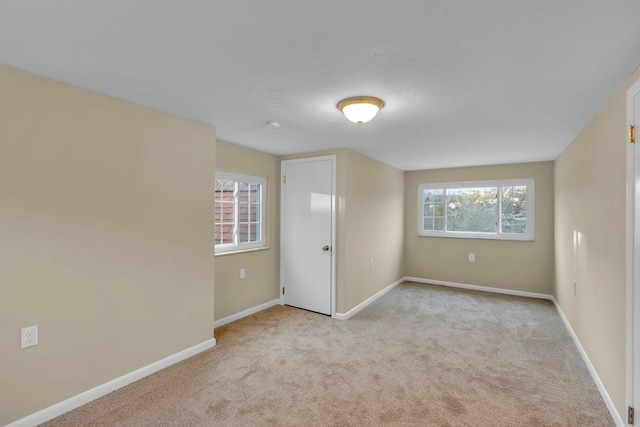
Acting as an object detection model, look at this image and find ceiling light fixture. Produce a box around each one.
[337,96,384,125]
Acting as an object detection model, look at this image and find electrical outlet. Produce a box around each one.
[240,268,245,279]
[468,253,475,262]
[370,259,374,269]
[21,325,38,349]
[573,280,577,295]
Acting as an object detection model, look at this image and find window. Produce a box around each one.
[418,179,534,241]
[215,172,266,254]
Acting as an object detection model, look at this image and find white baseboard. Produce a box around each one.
[334,277,405,320]
[214,299,280,328]
[6,338,216,427]
[11,282,619,426]
[551,298,624,427]
[404,276,554,300]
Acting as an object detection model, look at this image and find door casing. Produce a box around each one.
[626,77,640,425]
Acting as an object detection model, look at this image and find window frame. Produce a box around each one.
[215,171,267,255]
[417,178,535,241]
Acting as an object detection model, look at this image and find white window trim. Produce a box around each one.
[215,171,266,254]
[417,178,535,241]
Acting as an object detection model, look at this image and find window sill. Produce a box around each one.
[215,246,270,257]
[418,233,534,242]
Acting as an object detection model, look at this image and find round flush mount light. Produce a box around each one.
[337,96,384,125]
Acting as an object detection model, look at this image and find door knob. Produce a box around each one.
[322,245,330,251]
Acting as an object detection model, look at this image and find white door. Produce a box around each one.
[628,78,640,425]
[281,156,335,315]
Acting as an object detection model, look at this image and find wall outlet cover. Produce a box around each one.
[21,325,38,349]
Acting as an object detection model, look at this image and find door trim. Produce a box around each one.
[626,77,640,425]
[280,155,337,317]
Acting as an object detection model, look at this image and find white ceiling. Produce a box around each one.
[2,1,640,171]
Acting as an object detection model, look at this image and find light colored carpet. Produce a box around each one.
[42,282,614,426]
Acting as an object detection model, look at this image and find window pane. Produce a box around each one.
[238,223,260,243]
[424,188,444,203]
[214,224,227,245]
[238,183,261,223]
[251,184,261,203]
[238,223,247,243]
[215,223,233,245]
[422,189,445,231]
[501,185,527,234]
[216,179,234,195]
[215,179,236,245]
[238,184,261,243]
[446,187,497,233]
[214,224,220,244]
[238,182,249,204]
[238,202,249,223]
[423,216,445,231]
[247,203,259,222]
[424,203,444,217]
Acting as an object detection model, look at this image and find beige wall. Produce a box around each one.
[405,162,555,295]
[554,66,640,418]
[340,150,405,313]
[215,140,280,321]
[0,66,216,425]
[281,149,405,314]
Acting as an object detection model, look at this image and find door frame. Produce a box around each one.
[280,155,337,317]
[626,77,640,425]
